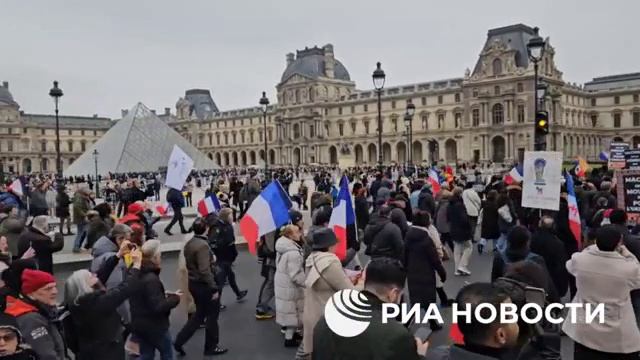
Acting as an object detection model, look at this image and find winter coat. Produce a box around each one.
[389,205,409,237]
[55,191,71,218]
[166,188,185,210]
[70,255,141,360]
[563,245,640,354]
[274,236,305,328]
[478,202,500,240]
[129,263,180,344]
[4,296,65,360]
[0,216,24,256]
[530,228,569,297]
[303,251,354,354]
[17,227,64,275]
[363,215,404,261]
[72,193,90,224]
[497,203,516,235]
[313,290,423,360]
[28,190,48,215]
[210,220,238,263]
[462,188,482,217]
[91,236,130,323]
[0,348,39,359]
[86,216,113,250]
[418,189,436,217]
[122,187,147,207]
[405,226,446,306]
[435,199,451,234]
[448,196,472,243]
[354,196,369,231]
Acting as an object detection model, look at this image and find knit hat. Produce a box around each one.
[127,202,145,215]
[311,227,338,250]
[289,210,303,225]
[0,312,22,343]
[21,269,56,295]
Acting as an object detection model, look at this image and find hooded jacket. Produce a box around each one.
[363,215,404,261]
[274,237,305,328]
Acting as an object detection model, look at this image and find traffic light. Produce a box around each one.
[534,111,549,150]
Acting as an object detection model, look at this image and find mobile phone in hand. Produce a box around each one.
[412,326,433,343]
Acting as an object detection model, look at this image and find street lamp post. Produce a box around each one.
[404,100,415,168]
[527,27,546,151]
[259,91,270,179]
[372,62,386,170]
[48,81,63,179]
[93,149,99,198]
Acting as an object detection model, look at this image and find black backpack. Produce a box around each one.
[58,307,78,357]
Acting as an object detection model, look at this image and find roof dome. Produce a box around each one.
[0,82,17,107]
[281,45,351,82]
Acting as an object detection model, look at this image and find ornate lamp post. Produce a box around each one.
[259,91,270,178]
[93,149,99,197]
[404,99,416,167]
[48,81,63,179]
[527,27,546,150]
[372,62,386,169]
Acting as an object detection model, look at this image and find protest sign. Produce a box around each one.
[522,151,562,211]
[617,170,640,221]
[165,145,194,190]
[609,142,629,169]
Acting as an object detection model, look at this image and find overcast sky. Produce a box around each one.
[2,0,637,119]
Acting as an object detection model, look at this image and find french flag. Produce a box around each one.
[504,164,523,185]
[599,151,609,161]
[197,194,222,217]
[328,176,356,261]
[428,169,441,194]
[8,179,23,197]
[565,172,582,248]
[155,203,173,216]
[239,181,292,255]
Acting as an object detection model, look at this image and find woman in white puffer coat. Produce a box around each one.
[274,225,306,348]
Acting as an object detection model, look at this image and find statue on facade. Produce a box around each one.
[339,143,351,155]
[464,68,471,79]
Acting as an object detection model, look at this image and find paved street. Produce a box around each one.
[54,241,573,359]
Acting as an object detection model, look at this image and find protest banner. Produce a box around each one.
[165,145,194,190]
[609,142,629,169]
[617,170,640,221]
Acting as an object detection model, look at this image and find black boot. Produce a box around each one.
[437,287,453,307]
[429,319,443,331]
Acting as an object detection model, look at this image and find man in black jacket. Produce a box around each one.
[530,216,569,297]
[174,218,227,356]
[17,216,64,275]
[164,187,188,236]
[363,205,404,262]
[313,258,429,360]
[121,180,148,215]
[210,208,247,302]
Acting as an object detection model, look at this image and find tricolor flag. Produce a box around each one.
[155,203,173,216]
[504,164,523,185]
[574,156,589,178]
[427,169,441,194]
[599,151,609,161]
[565,172,582,248]
[197,194,222,217]
[239,181,292,255]
[8,179,23,197]
[328,176,356,261]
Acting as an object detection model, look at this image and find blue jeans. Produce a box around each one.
[496,233,508,253]
[73,221,87,250]
[139,330,174,360]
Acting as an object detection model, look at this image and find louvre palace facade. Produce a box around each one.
[167,23,640,167]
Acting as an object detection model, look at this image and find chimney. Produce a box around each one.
[121,109,128,117]
[164,107,171,115]
[1,81,7,89]
[286,53,295,67]
[323,44,335,78]
[150,109,156,115]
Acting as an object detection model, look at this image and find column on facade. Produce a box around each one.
[481,103,487,124]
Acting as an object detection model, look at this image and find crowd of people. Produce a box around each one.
[0,161,636,359]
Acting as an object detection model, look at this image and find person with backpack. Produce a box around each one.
[63,240,142,360]
[209,208,247,303]
[363,205,404,262]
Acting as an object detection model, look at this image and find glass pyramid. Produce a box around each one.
[64,102,217,176]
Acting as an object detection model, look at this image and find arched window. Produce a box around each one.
[492,58,502,76]
[492,104,504,125]
[41,140,47,152]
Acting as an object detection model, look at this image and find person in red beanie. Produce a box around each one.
[4,269,64,360]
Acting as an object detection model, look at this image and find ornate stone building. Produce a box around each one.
[167,24,640,167]
[0,82,112,174]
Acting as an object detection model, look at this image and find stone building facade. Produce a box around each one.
[168,23,640,167]
[0,82,111,174]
